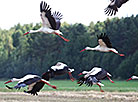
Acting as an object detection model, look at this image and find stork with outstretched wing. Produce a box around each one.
[80,33,125,56]
[24,1,69,42]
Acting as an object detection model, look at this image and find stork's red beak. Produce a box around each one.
[80,49,86,52]
[24,32,29,35]
[78,73,83,76]
[52,86,57,89]
[119,54,125,56]
[126,78,132,81]
[4,80,12,84]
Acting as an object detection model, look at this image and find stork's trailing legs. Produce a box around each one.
[54,32,70,42]
[97,83,104,92]
[109,50,125,56]
[106,75,114,83]
[41,79,57,89]
[68,72,75,82]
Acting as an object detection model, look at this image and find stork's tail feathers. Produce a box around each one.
[54,32,70,42]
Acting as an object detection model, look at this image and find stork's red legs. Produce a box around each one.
[109,50,125,56]
[97,83,104,92]
[41,79,57,89]
[54,32,70,42]
[106,75,114,83]
[68,72,75,82]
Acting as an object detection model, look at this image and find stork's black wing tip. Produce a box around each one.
[5,85,13,90]
[24,90,38,96]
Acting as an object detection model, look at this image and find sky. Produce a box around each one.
[0,0,137,30]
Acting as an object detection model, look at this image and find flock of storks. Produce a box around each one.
[4,0,136,96]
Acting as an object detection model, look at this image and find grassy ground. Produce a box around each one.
[0,80,138,92]
[0,80,138,102]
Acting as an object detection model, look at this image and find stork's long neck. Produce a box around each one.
[29,29,41,34]
[83,71,91,78]
[12,78,21,82]
[86,46,97,51]
[133,76,138,79]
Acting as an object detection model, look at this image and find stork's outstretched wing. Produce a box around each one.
[104,0,129,16]
[97,33,112,48]
[24,81,45,95]
[40,1,62,30]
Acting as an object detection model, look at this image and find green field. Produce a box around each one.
[0,80,138,92]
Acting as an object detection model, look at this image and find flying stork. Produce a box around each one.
[4,74,56,95]
[104,0,129,16]
[24,1,69,42]
[80,33,125,56]
[77,67,114,92]
[126,75,138,81]
[47,62,75,81]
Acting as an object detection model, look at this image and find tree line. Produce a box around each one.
[0,15,138,79]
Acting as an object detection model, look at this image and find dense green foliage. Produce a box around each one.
[0,15,138,79]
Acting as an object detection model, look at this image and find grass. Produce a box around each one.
[0,80,138,92]
[1,80,138,102]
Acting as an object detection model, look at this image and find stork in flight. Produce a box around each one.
[80,33,125,56]
[24,1,69,42]
[47,62,75,81]
[4,74,56,95]
[77,67,114,92]
[104,0,129,16]
[78,67,114,83]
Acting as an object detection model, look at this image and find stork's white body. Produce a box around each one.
[16,74,40,84]
[51,62,68,71]
[83,67,102,78]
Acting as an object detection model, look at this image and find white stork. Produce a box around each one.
[24,1,69,42]
[104,0,129,16]
[77,67,114,92]
[48,62,75,81]
[78,67,114,83]
[126,75,138,81]
[4,74,56,95]
[80,33,125,56]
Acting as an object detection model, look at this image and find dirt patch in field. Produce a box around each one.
[0,91,138,102]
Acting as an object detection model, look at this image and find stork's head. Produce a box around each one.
[78,71,88,76]
[24,30,36,35]
[24,31,30,35]
[80,47,90,52]
[126,76,138,81]
[4,78,18,84]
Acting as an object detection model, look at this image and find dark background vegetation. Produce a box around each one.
[0,15,138,79]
